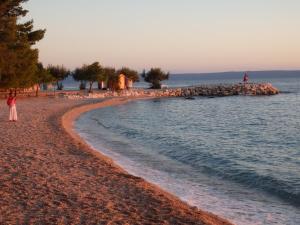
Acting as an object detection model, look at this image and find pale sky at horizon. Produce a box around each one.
[24,0,300,73]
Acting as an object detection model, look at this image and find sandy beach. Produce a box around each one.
[0,96,232,225]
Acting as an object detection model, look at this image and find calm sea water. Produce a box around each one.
[75,73,300,225]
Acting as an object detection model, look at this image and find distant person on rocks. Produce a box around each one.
[243,72,249,95]
[7,91,17,122]
[243,72,249,84]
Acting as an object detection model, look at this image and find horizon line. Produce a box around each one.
[170,69,300,75]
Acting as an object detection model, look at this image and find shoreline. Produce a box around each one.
[0,96,232,224]
[62,97,233,224]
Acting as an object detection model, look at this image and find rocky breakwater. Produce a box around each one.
[66,83,279,99]
[180,83,279,97]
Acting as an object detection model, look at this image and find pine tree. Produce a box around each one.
[0,0,45,89]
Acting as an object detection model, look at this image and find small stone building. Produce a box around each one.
[118,74,126,90]
[107,74,133,90]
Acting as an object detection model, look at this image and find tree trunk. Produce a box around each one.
[89,82,93,93]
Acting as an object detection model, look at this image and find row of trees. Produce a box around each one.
[34,62,170,94]
[0,0,170,93]
[72,63,170,91]
[72,64,170,91]
[35,64,69,95]
[73,62,139,92]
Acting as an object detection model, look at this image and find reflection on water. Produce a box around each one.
[75,76,300,225]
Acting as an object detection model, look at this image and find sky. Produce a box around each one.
[24,0,300,73]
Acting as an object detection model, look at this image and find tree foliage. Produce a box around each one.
[142,68,169,89]
[0,0,46,89]
[107,74,120,91]
[98,67,115,89]
[73,66,87,90]
[73,65,140,91]
[73,66,86,82]
[34,63,54,96]
[47,65,69,90]
[72,62,103,92]
[117,67,139,82]
[36,63,54,85]
[101,67,115,82]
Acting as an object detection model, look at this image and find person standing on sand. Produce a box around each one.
[7,91,18,122]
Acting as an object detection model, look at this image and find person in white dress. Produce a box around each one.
[7,92,17,122]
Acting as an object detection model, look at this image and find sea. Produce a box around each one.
[74,71,300,225]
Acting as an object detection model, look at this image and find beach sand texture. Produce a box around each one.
[0,97,232,225]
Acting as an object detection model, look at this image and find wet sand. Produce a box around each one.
[0,97,232,225]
